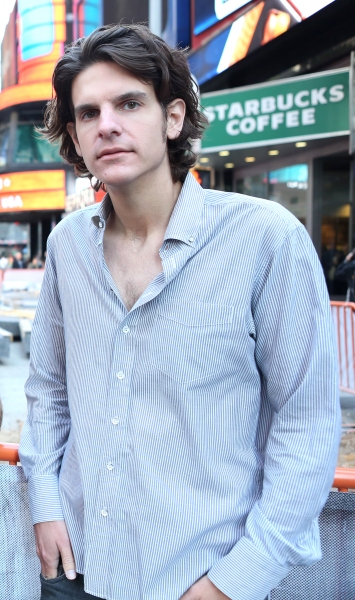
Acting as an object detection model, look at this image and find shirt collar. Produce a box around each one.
[91,172,205,248]
[164,172,205,247]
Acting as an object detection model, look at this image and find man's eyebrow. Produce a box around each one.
[74,91,149,118]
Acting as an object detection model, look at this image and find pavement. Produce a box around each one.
[0,341,29,442]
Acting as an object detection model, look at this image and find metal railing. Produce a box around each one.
[1,442,354,491]
[331,300,355,394]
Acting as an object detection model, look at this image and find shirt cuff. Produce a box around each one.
[208,536,290,600]
[28,475,65,524]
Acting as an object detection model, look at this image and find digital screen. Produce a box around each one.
[193,0,335,36]
[74,0,102,39]
[190,0,303,85]
[0,170,66,212]
[0,0,102,111]
[194,0,251,35]
[18,0,55,61]
[269,164,308,184]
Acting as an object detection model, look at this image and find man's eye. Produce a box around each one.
[124,101,139,110]
[82,110,96,120]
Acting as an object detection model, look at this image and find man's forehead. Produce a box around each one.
[72,61,152,98]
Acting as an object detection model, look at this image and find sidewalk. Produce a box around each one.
[0,341,29,442]
[339,390,355,468]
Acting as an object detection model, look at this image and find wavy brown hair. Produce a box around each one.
[42,23,208,189]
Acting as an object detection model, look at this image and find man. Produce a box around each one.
[335,247,355,301]
[12,250,26,269]
[19,23,340,600]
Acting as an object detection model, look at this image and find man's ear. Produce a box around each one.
[67,122,83,157]
[166,99,186,140]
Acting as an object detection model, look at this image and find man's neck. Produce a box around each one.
[105,169,182,240]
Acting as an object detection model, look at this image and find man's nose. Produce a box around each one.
[98,108,122,138]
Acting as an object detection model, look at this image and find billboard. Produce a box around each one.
[190,0,336,85]
[1,8,17,90]
[201,69,349,151]
[194,0,251,36]
[0,170,66,212]
[0,0,102,111]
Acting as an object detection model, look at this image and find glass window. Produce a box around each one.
[236,173,267,199]
[321,160,350,297]
[0,127,9,166]
[268,164,308,225]
[14,124,61,163]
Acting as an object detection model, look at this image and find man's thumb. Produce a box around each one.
[60,547,76,580]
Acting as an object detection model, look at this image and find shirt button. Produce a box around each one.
[99,221,103,228]
[116,371,125,379]
[111,417,119,425]
[122,326,130,334]
[106,462,114,471]
[189,237,194,242]
[101,508,108,517]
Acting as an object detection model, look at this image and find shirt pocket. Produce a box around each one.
[148,299,234,384]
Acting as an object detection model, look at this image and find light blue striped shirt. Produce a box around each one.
[19,173,341,600]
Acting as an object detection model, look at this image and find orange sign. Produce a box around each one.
[0,170,66,212]
[0,0,66,112]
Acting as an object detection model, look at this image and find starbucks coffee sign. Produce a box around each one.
[201,69,350,151]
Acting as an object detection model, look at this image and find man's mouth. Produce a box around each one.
[97,148,129,159]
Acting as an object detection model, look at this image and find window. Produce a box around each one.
[14,124,61,163]
[268,164,308,226]
[0,127,10,166]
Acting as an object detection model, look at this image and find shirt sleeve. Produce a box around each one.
[19,235,69,525]
[208,225,341,600]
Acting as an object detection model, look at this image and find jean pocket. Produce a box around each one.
[40,564,66,583]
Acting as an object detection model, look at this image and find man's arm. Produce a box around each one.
[335,251,355,279]
[205,225,341,600]
[19,236,76,578]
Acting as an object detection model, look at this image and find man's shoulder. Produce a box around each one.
[204,188,301,232]
[48,203,99,244]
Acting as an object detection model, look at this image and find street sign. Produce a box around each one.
[201,68,350,152]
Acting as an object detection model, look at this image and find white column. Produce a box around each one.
[149,0,162,36]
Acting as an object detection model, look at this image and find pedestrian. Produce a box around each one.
[19,23,340,600]
[0,252,9,269]
[335,247,355,301]
[27,255,44,269]
[12,250,26,269]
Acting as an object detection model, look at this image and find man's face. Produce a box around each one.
[67,61,185,190]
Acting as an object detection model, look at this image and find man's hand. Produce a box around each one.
[34,520,76,580]
[180,575,231,600]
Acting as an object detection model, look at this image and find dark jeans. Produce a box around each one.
[40,567,103,599]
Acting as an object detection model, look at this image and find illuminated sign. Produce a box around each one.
[194,0,250,35]
[66,185,106,213]
[193,0,334,37]
[1,9,17,89]
[73,0,102,39]
[190,0,336,84]
[0,0,102,112]
[0,170,66,212]
[66,187,95,213]
[201,69,349,151]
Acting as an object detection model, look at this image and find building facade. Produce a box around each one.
[189,0,355,297]
[0,0,103,260]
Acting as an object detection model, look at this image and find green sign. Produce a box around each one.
[201,69,350,152]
